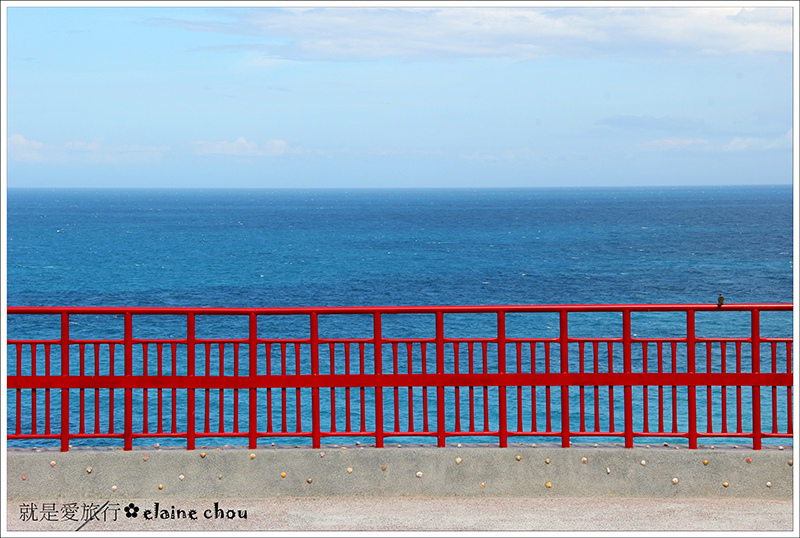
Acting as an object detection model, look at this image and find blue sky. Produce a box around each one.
[3,2,797,188]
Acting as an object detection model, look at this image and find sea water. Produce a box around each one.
[6,186,794,447]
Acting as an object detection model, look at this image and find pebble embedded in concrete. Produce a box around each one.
[456,458,462,465]
[143,455,148,461]
[672,478,679,484]
[86,467,92,473]
[703,460,709,465]
[606,468,610,474]
[200,453,206,458]
[307,478,313,484]
[545,458,551,464]
[179,475,184,480]
[281,472,286,478]
[746,458,752,463]
[581,457,588,464]
[516,455,521,461]
[320,452,325,458]
[21,475,26,480]
[381,465,387,471]
[416,471,423,478]
[250,454,255,459]
[641,460,646,466]
[112,485,116,491]
[766,482,772,487]
[50,461,56,467]
[347,468,353,474]
[545,481,552,488]
[158,484,163,490]
[723,482,729,488]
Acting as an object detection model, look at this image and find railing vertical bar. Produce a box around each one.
[109,345,116,434]
[706,342,713,434]
[374,312,385,448]
[721,342,727,434]
[93,343,99,435]
[345,343,352,433]
[171,343,177,435]
[45,343,52,435]
[186,312,196,451]
[516,342,523,433]
[751,309,762,450]
[157,343,164,434]
[294,343,302,435]
[579,341,585,433]
[657,342,664,434]
[453,342,461,433]
[15,344,22,436]
[407,342,414,433]
[281,343,287,433]
[204,343,210,435]
[359,342,366,435]
[736,341,742,433]
[545,342,551,433]
[483,342,489,434]
[787,342,793,435]
[531,342,537,432]
[468,342,475,433]
[393,342,400,434]
[329,342,336,434]
[61,312,70,452]
[622,309,633,447]
[31,343,37,436]
[670,341,678,435]
[233,343,239,434]
[142,343,149,434]
[79,343,86,434]
[642,342,648,433]
[498,310,508,448]
[608,342,615,433]
[435,311,445,447]
[686,310,697,449]
[422,343,429,432]
[123,312,133,451]
[218,343,224,434]
[771,342,778,435]
[310,313,320,448]
[594,341,600,433]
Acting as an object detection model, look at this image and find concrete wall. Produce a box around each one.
[7,444,793,501]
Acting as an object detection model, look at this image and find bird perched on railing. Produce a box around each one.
[718,294,725,308]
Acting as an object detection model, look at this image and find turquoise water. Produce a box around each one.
[6,186,794,447]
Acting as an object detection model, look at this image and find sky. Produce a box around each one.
[2,1,798,188]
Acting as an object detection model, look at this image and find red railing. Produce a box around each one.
[6,304,793,451]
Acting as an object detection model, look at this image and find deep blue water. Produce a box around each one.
[6,186,794,447]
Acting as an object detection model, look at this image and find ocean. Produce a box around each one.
[5,185,794,447]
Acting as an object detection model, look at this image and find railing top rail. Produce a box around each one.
[6,303,794,316]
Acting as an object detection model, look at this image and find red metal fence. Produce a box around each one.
[6,304,794,451]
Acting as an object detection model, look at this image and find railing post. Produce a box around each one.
[436,311,446,447]
[623,309,633,448]
[187,312,196,450]
[559,309,570,448]
[497,311,508,448]
[751,309,762,450]
[248,313,258,449]
[310,312,321,448]
[124,312,133,451]
[60,312,70,452]
[373,312,384,448]
[686,309,697,449]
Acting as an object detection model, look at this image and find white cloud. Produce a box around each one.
[8,134,45,161]
[640,137,709,151]
[722,129,792,152]
[8,134,170,164]
[152,6,792,61]
[193,137,298,156]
